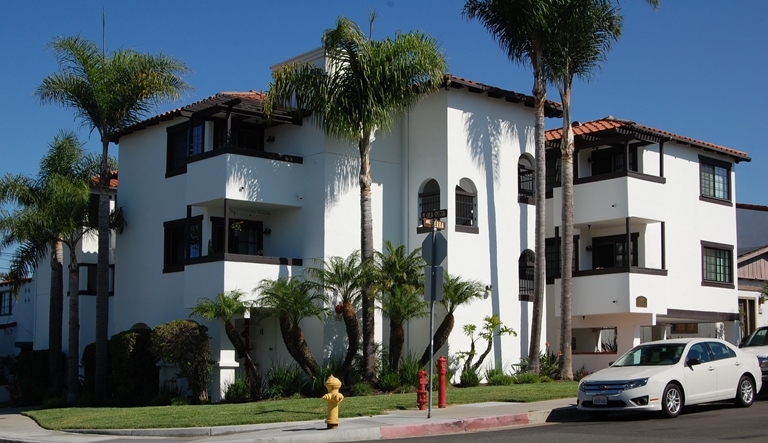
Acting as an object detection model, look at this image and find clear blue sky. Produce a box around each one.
[1,0,766,271]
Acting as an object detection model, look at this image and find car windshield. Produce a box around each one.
[612,344,685,366]
[742,328,768,347]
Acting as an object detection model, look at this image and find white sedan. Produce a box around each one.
[577,338,762,418]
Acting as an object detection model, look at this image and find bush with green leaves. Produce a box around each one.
[223,375,251,403]
[378,370,401,392]
[516,346,562,380]
[514,372,541,384]
[109,328,159,406]
[486,367,514,386]
[351,382,373,396]
[266,360,307,398]
[150,320,213,404]
[12,350,65,406]
[459,367,480,387]
[397,352,422,389]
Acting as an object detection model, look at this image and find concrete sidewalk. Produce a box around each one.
[0,398,583,443]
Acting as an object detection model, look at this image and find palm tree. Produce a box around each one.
[544,0,622,380]
[464,0,554,375]
[36,36,190,403]
[419,272,485,367]
[0,131,108,401]
[253,277,325,379]
[265,16,446,381]
[191,290,261,389]
[373,241,426,372]
[304,252,363,380]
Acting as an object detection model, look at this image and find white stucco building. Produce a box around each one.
[545,118,750,371]
[12,49,746,401]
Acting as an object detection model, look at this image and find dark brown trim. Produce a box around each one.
[574,170,666,186]
[701,280,735,289]
[699,155,732,204]
[187,145,303,165]
[662,309,739,322]
[700,240,734,286]
[455,225,479,234]
[518,196,535,205]
[185,253,302,267]
[701,240,733,250]
[661,222,666,270]
[699,195,733,207]
[659,141,665,178]
[573,266,667,278]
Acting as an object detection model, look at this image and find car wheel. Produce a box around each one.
[588,411,609,420]
[734,375,755,408]
[661,383,682,418]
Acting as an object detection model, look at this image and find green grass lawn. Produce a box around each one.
[24,382,577,430]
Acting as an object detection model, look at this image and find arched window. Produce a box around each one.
[518,155,535,204]
[519,250,535,302]
[418,179,440,233]
[455,178,478,234]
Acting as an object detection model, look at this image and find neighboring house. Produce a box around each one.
[26,173,118,360]
[735,202,768,336]
[0,278,35,358]
[545,118,750,371]
[737,203,768,253]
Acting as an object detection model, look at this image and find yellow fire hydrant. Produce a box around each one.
[322,374,344,429]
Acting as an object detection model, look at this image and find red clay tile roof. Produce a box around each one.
[115,91,267,140]
[546,116,750,163]
[447,75,562,118]
[90,170,118,188]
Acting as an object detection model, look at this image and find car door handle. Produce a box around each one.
[735,361,742,366]
[708,366,715,371]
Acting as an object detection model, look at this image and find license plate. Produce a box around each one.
[592,395,608,405]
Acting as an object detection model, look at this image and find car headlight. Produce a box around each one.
[624,378,649,390]
[759,357,768,369]
[578,381,586,392]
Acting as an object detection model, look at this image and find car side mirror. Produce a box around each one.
[687,358,701,366]
[608,361,614,366]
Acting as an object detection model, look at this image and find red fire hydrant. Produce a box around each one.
[416,370,428,410]
[437,356,447,408]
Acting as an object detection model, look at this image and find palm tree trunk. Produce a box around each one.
[419,313,454,367]
[66,245,80,404]
[359,133,376,383]
[223,320,260,378]
[278,315,319,379]
[48,240,64,395]
[341,302,360,377]
[471,338,494,373]
[389,319,405,372]
[527,55,547,375]
[94,135,111,404]
[559,81,574,381]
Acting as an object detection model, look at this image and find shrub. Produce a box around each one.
[515,372,541,384]
[574,365,591,381]
[266,360,306,398]
[224,375,251,403]
[351,382,372,397]
[398,352,422,388]
[540,375,553,383]
[378,370,401,392]
[304,357,344,397]
[149,381,184,406]
[14,350,65,406]
[459,368,480,387]
[483,366,505,381]
[109,328,159,406]
[487,373,515,386]
[151,320,212,404]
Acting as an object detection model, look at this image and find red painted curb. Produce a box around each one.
[379,414,530,439]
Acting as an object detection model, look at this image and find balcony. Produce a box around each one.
[552,174,666,227]
[186,150,303,208]
[182,256,303,309]
[554,267,667,317]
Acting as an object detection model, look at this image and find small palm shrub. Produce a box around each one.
[398,352,422,389]
[514,372,541,384]
[267,360,307,398]
[351,382,373,396]
[459,368,480,387]
[224,375,251,403]
[487,373,515,386]
[483,366,504,380]
[540,375,553,383]
[378,370,401,392]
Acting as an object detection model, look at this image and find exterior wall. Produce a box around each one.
[737,205,768,251]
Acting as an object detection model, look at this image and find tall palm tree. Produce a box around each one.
[304,252,363,379]
[265,16,446,381]
[36,36,190,403]
[253,277,325,379]
[464,0,554,375]
[544,0,622,380]
[373,241,426,372]
[419,272,485,367]
[191,290,261,389]
[0,131,108,401]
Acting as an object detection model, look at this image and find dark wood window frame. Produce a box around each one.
[163,215,203,273]
[0,291,12,316]
[166,121,205,178]
[699,155,732,207]
[210,217,264,257]
[701,240,734,288]
[591,232,639,269]
[518,164,535,204]
[78,263,115,296]
[519,250,535,301]
[544,232,579,284]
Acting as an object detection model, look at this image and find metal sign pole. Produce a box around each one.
[428,224,436,419]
